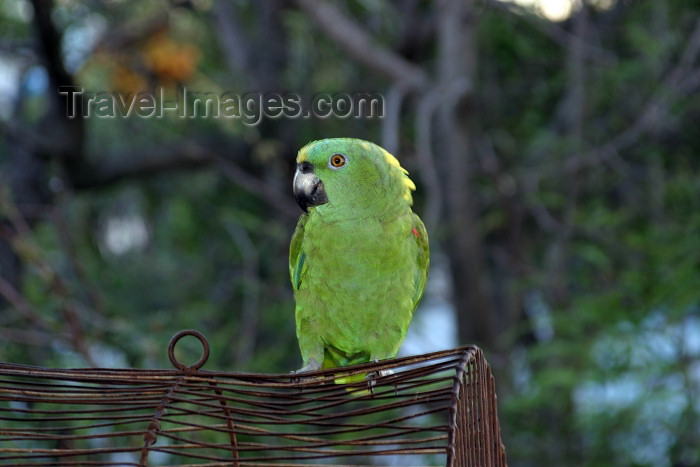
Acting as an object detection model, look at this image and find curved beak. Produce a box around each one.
[293,162,328,212]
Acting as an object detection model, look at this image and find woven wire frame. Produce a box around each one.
[0,330,507,466]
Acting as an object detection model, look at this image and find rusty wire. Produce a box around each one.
[0,329,507,466]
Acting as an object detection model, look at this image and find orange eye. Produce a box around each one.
[329,153,346,169]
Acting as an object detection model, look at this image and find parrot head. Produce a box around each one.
[293,138,415,217]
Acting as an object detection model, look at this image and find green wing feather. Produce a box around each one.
[289,213,308,291]
[411,212,430,311]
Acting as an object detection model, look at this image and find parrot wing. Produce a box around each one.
[411,212,430,311]
[289,213,308,291]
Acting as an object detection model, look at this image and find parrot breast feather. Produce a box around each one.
[290,210,429,315]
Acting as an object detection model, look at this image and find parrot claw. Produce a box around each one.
[362,356,394,393]
[290,373,321,384]
[366,358,394,379]
[364,368,394,381]
[362,370,392,395]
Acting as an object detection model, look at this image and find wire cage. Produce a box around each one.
[0,330,507,466]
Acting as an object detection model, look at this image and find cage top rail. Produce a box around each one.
[1,330,476,382]
[0,329,507,466]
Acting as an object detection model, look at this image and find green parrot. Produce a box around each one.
[289,138,429,376]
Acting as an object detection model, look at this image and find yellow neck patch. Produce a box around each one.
[381,148,416,204]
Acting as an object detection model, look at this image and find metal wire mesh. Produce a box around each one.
[0,330,507,466]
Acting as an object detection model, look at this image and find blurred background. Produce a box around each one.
[1,0,699,465]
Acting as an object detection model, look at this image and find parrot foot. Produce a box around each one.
[290,358,322,383]
[364,359,394,390]
[364,368,394,381]
[293,357,322,373]
[367,358,394,378]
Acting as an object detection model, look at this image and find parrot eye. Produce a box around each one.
[328,153,347,169]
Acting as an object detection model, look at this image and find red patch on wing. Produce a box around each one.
[411,227,420,238]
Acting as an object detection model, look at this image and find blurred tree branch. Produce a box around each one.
[559,18,700,177]
[380,84,405,155]
[64,142,234,189]
[50,205,107,318]
[483,0,617,66]
[435,0,496,347]
[0,274,54,336]
[0,186,97,366]
[0,113,296,220]
[225,221,261,368]
[414,85,443,233]
[294,0,430,91]
[209,0,250,81]
[29,0,84,159]
[214,152,299,218]
[515,17,700,197]
[94,11,169,52]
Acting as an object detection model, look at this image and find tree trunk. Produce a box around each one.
[436,0,495,347]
